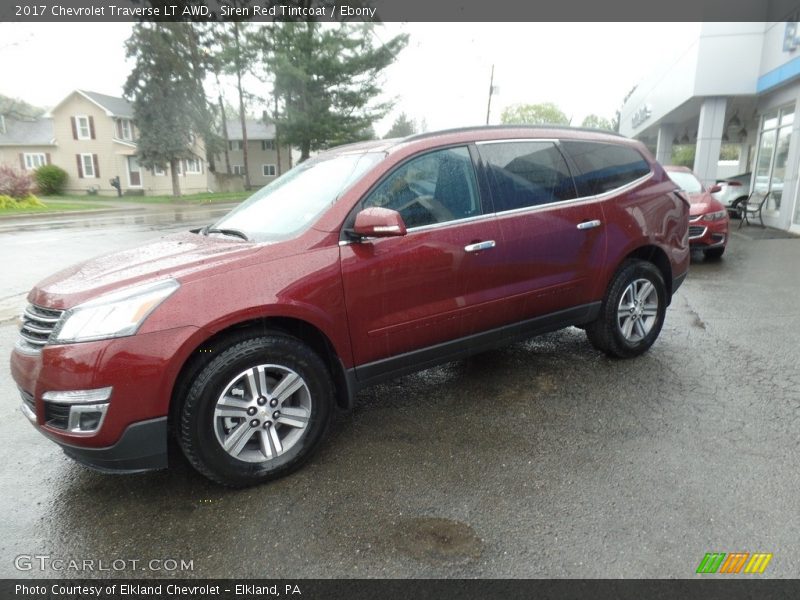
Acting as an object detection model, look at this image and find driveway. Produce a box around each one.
[1,216,798,578]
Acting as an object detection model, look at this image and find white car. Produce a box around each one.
[712,172,750,216]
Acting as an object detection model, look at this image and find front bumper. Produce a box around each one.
[55,417,168,473]
[10,325,202,470]
[688,220,728,249]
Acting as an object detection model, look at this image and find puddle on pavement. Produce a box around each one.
[392,517,483,564]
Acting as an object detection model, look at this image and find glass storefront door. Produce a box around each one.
[754,106,794,216]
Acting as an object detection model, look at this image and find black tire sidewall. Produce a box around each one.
[608,261,667,356]
[180,335,333,486]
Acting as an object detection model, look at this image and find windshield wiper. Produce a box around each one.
[202,226,249,241]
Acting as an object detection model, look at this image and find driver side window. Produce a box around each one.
[362,146,481,228]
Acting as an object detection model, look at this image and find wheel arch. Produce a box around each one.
[618,244,674,302]
[169,316,355,436]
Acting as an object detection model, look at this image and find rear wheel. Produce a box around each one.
[179,334,334,487]
[586,259,667,358]
[703,247,725,259]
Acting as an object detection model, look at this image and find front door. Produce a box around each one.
[127,155,142,187]
[340,146,503,370]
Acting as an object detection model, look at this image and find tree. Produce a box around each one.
[581,114,614,130]
[671,145,695,167]
[384,113,416,138]
[0,95,43,120]
[262,22,408,161]
[125,23,213,197]
[216,21,260,187]
[500,102,569,126]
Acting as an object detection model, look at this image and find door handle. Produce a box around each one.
[464,240,496,253]
[577,219,602,230]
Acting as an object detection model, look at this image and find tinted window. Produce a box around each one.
[362,146,481,228]
[478,141,576,212]
[562,141,651,197]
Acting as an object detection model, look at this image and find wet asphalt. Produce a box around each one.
[1,212,798,579]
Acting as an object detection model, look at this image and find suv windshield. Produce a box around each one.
[208,151,384,242]
[666,171,703,193]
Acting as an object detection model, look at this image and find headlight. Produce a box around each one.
[53,279,180,343]
[701,209,728,222]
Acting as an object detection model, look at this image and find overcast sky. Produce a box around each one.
[0,22,701,136]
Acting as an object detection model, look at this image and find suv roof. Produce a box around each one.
[323,125,637,160]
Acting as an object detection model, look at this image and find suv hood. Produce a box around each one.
[30,232,265,309]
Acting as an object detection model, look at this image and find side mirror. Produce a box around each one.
[709,184,722,194]
[351,207,407,238]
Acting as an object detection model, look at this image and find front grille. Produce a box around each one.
[20,389,35,413]
[18,304,64,352]
[688,225,707,239]
[44,403,70,430]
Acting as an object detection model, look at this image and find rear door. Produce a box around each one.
[340,145,505,368]
[476,139,607,325]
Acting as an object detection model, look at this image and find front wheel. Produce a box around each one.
[585,259,667,358]
[179,334,334,487]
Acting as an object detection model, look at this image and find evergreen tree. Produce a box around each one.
[384,113,417,138]
[124,23,213,197]
[261,22,408,161]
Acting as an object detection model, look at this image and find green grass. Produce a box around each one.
[0,201,105,215]
[40,191,251,204]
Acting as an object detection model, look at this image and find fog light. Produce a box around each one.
[42,388,112,434]
[66,403,109,434]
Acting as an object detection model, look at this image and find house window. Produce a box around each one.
[76,116,91,140]
[23,153,47,170]
[262,164,276,177]
[119,119,133,141]
[80,153,96,178]
[153,165,166,176]
[261,140,275,151]
[232,165,245,175]
[229,141,243,151]
[185,158,202,174]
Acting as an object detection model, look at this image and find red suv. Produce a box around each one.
[11,127,689,486]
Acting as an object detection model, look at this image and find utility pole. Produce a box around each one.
[486,64,495,125]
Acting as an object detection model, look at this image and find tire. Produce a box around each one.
[703,247,725,259]
[179,334,334,487]
[585,259,668,358]
[729,197,747,219]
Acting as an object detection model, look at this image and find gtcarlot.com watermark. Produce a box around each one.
[14,554,194,573]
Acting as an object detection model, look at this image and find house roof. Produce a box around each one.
[225,119,275,141]
[45,90,133,118]
[0,116,55,146]
[80,90,134,118]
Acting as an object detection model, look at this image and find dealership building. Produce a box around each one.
[620,22,800,233]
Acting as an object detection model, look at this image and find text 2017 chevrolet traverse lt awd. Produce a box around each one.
[11,127,689,486]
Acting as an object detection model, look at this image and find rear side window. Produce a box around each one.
[561,141,651,197]
[478,141,576,212]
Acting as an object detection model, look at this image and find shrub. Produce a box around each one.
[0,194,45,209]
[34,164,68,195]
[0,165,35,200]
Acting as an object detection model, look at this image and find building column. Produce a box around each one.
[693,97,727,187]
[655,124,674,165]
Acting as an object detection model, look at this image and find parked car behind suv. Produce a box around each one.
[11,126,690,487]
[712,171,751,216]
[664,165,730,259]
